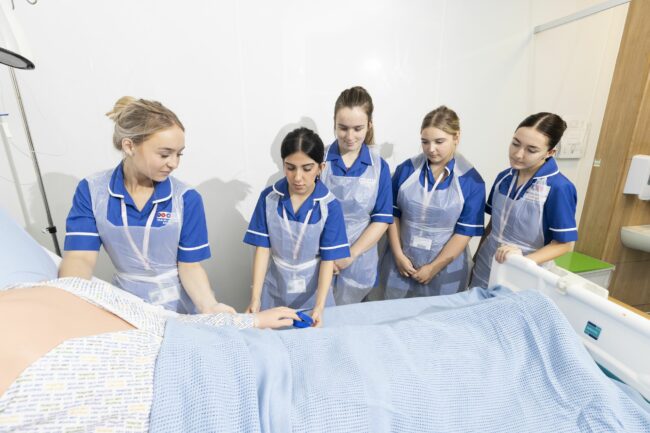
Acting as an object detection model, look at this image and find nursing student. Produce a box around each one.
[471,112,578,288]
[243,127,350,326]
[59,97,234,314]
[320,86,393,305]
[383,106,486,299]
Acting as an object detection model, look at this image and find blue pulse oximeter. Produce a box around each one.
[293,310,314,328]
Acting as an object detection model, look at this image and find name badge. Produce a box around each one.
[359,177,375,185]
[410,235,432,250]
[151,286,180,304]
[287,278,307,294]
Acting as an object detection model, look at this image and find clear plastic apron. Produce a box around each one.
[471,170,549,288]
[320,144,381,305]
[261,188,335,310]
[87,169,196,313]
[384,153,472,299]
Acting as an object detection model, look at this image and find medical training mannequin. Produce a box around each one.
[382,106,486,298]
[0,282,298,414]
[320,86,393,305]
[59,97,234,314]
[471,112,578,288]
[243,127,350,326]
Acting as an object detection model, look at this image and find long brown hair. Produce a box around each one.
[333,86,375,145]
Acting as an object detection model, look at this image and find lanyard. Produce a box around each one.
[282,202,316,261]
[120,198,158,271]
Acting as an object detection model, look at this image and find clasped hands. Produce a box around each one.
[394,253,441,285]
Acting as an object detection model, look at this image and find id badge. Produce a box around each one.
[287,278,307,294]
[151,285,180,304]
[359,177,375,185]
[410,235,432,250]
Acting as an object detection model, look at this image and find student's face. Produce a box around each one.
[509,127,555,173]
[421,126,458,166]
[283,151,324,196]
[335,106,370,153]
[125,125,185,182]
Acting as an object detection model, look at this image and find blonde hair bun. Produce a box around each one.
[106,96,184,151]
[421,105,460,136]
[106,96,137,121]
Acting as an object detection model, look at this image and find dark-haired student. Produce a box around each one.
[243,127,350,327]
[471,113,578,288]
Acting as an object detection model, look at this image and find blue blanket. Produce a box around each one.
[149,289,650,432]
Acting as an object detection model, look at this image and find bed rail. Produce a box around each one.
[489,255,650,401]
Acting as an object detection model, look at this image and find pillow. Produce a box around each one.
[0,207,58,288]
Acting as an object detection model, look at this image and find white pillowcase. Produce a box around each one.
[0,208,58,288]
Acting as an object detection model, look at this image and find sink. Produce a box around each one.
[620,225,650,253]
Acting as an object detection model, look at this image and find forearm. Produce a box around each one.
[430,234,471,269]
[250,247,271,303]
[350,222,389,258]
[175,311,256,329]
[387,218,405,257]
[314,260,335,309]
[526,240,574,264]
[58,252,97,280]
[178,261,219,313]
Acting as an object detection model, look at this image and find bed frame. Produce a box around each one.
[489,255,650,401]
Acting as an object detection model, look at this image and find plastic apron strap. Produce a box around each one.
[496,171,525,241]
[116,268,179,283]
[496,172,524,248]
[142,202,158,260]
[120,199,156,271]
[282,205,315,261]
[421,166,447,219]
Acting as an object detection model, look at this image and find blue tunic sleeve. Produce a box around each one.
[391,159,416,219]
[243,187,272,248]
[319,199,351,261]
[370,159,394,223]
[486,170,510,216]
[455,168,486,236]
[178,189,211,262]
[543,176,578,244]
[64,179,102,251]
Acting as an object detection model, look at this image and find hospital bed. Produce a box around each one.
[1,206,649,431]
[489,255,650,402]
[8,229,650,406]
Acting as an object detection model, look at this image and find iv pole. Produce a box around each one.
[7,68,61,256]
[0,4,61,256]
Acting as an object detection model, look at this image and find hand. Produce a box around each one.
[202,302,237,315]
[395,253,416,278]
[254,307,299,329]
[412,262,439,285]
[334,256,354,272]
[246,299,261,314]
[309,306,324,328]
[495,244,523,263]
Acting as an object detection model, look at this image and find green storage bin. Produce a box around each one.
[554,252,615,289]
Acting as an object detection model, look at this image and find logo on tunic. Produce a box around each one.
[156,211,173,224]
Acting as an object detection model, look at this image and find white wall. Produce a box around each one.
[0,0,626,309]
[531,0,628,225]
